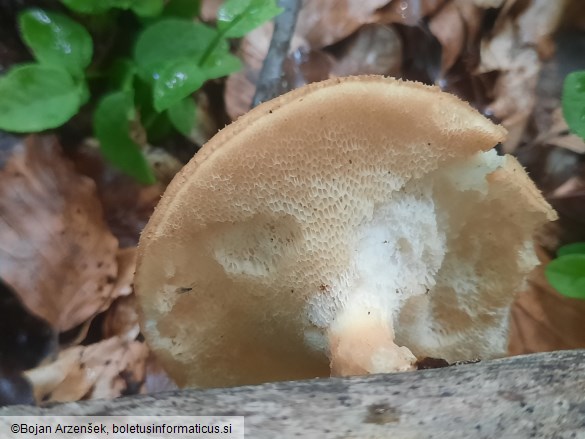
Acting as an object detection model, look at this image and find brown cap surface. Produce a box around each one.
[135,76,554,388]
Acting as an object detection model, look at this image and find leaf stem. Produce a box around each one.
[142,111,160,131]
[198,6,250,65]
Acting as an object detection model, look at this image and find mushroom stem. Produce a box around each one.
[328,308,417,376]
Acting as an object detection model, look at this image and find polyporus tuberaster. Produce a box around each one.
[135,76,556,388]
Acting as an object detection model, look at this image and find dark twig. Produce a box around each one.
[251,0,302,107]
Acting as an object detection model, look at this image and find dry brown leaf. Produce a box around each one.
[550,176,585,199]
[548,135,585,154]
[478,24,536,152]
[473,0,505,7]
[24,337,148,404]
[517,0,568,57]
[23,348,82,402]
[225,0,394,119]
[200,0,222,22]
[103,294,140,341]
[189,91,222,147]
[330,24,402,77]
[429,0,483,74]
[296,0,392,49]
[61,320,93,348]
[0,136,119,332]
[101,248,138,341]
[540,108,585,154]
[224,70,257,121]
[535,107,570,144]
[509,247,585,355]
[285,48,334,88]
[144,145,184,185]
[111,247,136,298]
[72,141,163,248]
[542,148,581,195]
[562,0,585,30]
[376,0,447,25]
[478,19,516,73]
[478,0,567,152]
[54,249,135,349]
[429,1,466,73]
[489,0,524,34]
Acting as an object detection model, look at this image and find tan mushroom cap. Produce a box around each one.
[135,76,556,388]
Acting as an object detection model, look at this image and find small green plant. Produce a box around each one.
[0,0,282,184]
[544,71,585,300]
[546,243,585,300]
[562,71,585,140]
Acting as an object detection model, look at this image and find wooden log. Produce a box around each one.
[2,350,585,438]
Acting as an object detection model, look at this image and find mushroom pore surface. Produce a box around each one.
[135,76,556,388]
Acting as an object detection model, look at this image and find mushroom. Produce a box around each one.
[135,76,556,388]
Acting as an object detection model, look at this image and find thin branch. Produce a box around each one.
[252,0,302,107]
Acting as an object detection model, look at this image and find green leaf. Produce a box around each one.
[107,58,136,92]
[163,0,201,18]
[19,9,93,76]
[130,0,164,17]
[60,0,110,14]
[133,76,156,114]
[144,111,172,143]
[77,79,91,105]
[134,19,216,82]
[153,58,206,111]
[200,49,242,80]
[217,0,282,38]
[168,97,196,136]
[558,242,585,257]
[94,91,156,184]
[545,254,585,300]
[60,0,163,16]
[562,71,585,141]
[0,64,81,132]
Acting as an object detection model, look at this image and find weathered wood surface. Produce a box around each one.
[2,350,585,438]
